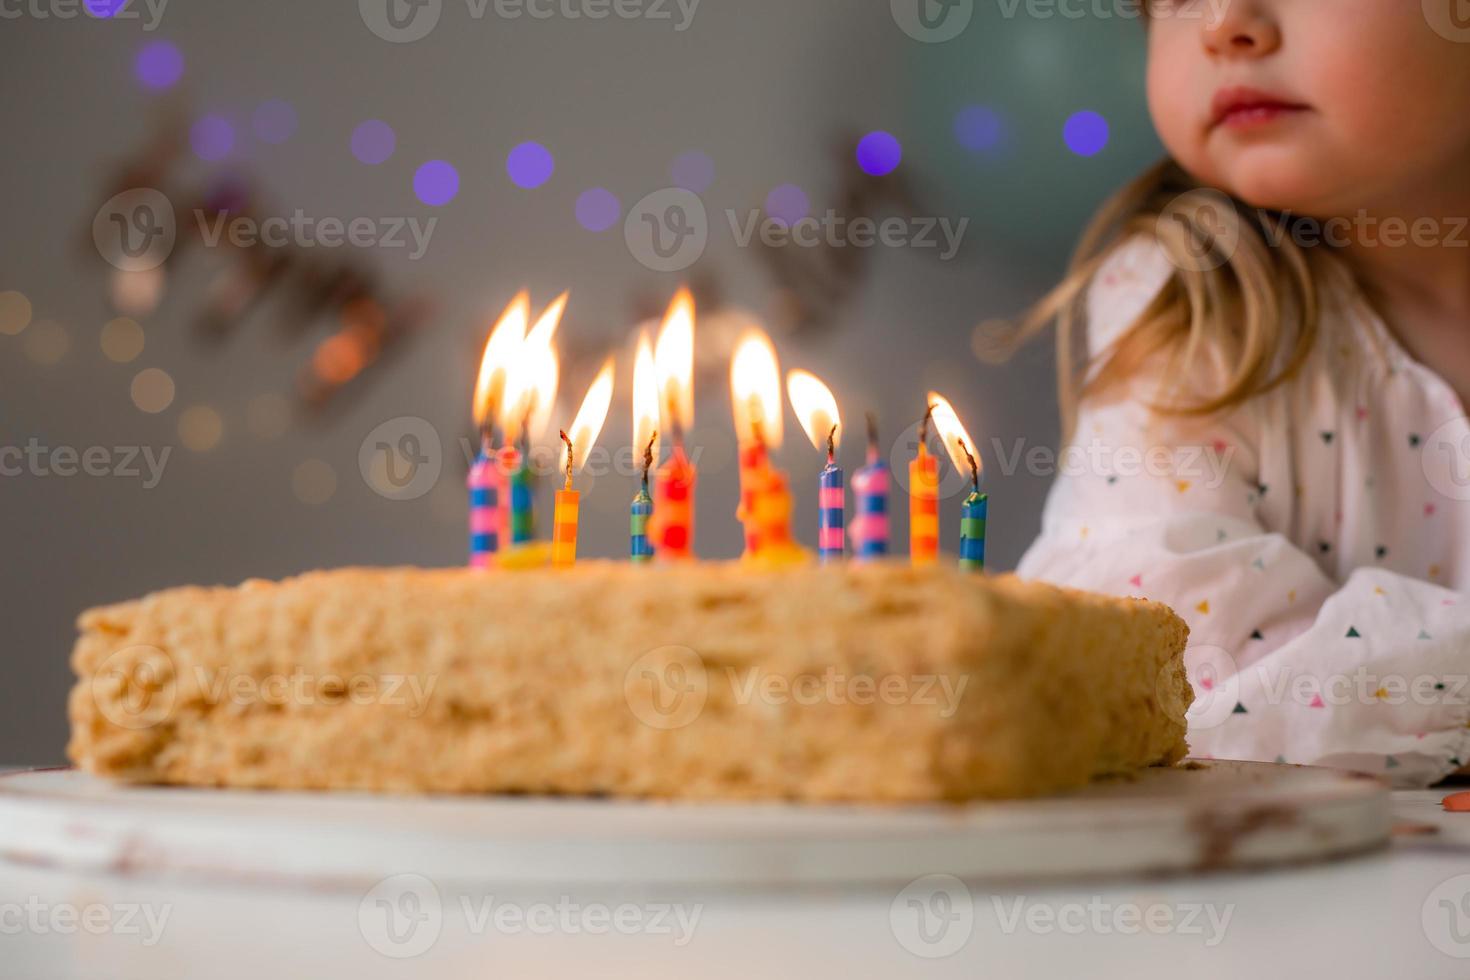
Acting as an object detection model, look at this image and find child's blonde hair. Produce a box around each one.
[1002,157,1345,438]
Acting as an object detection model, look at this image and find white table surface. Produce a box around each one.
[3,777,1470,980]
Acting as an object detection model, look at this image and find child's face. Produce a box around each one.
[1146,0,1470,216]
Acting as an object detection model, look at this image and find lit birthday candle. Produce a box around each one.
[499,293,567,547]
[468,291,529,568]
[631,332,660,564]
[787,370,844,563]
[928,392,987,572]
[651,288,697,560]
[850,413,889,561]
[730,330,803,563]
[909,403,940,566]
[551,360,614,568]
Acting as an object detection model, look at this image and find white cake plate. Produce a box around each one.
[0,762,1389,891]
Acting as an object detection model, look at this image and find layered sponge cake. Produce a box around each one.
[69,563,1192,802]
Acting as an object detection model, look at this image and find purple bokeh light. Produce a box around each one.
[954,105,1005,154]
[85,0,125,17]
[506,142,555,189]
[134,40,183,91]
[252,100,297,145]
[414,160,460,207]
[670,150,715,194]
[1063,110,1110,157]
[855,131,903,177]
[351,120,396,165]
[190,114,236,162]
[575,189,621,232]
[764,184,810,227]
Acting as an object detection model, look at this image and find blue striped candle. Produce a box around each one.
[850,442,888,561]
[959,491,988,572]
[467,445,501,568]
[818,461,845,563]
[631,488,654,563]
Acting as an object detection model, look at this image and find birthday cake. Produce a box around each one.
[68,563,1191,801]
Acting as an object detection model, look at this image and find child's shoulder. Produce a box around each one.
[1084,235,1177,354]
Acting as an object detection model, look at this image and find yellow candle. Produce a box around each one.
[552,487,580,567]
[550,360,614,569]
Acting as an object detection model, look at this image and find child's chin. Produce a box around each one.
[1218,165,1331,218]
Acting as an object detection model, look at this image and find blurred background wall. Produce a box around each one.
[0,0,1160,763]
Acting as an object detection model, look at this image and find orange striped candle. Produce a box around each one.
[552,487,579,568]
[910,408,940,566]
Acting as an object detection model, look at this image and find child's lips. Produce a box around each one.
[1209,86,1311,132]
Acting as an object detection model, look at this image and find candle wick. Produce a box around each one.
[751,416,765,451]
[667,395,684,449]
[865,411,879,462]
[958,437,980,493]
[642,430,657,491]
[826,424,837,466]
[918,403,935,449]
[559,429,574,491]
[520,405,533,457]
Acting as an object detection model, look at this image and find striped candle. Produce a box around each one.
[851,454,888,561]
[818,458,845,563]
[506,448,534,545]
[467,443,502,568]
[551,489,579,567]
[959,491,988,572]
[652,446,696,559]
[909,443,939,565]
[737,440,798,559]
[631,488,654,563]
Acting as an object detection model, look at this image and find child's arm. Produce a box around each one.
[1018,241,1470,786]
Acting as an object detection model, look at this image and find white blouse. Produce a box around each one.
[1017,239,1470,786]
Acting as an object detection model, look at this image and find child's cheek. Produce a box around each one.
[1146,40,1216,184]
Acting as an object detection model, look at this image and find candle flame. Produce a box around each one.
[500,292,568,444]
[927,392,981,483]
[654,287,695,436]
[633,331,661,467]
[786,369,841,454]
[564,359,615,475]
[730,328,783,449]
[472,291,530,429]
